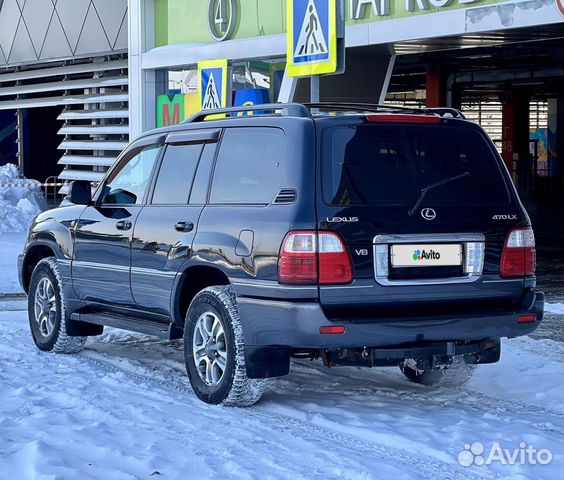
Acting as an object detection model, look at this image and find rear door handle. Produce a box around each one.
[115,220,132,231]
[175,221,194,232]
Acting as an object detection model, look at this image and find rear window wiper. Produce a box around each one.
[408,172,471,216]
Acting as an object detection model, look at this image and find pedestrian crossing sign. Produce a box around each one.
[287,0,337,77]
[198,59,229,111]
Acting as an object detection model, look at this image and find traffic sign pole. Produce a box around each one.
[311,75,320,103]
[286,0,344,103]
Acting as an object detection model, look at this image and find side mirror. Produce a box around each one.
[69,180,92,205]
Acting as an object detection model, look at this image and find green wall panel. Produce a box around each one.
[155,0,511,48]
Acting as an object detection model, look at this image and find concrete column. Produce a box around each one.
[547,96,563,176]
[501,89,530,184]
[128,0,156,140]
[426,64,447,108]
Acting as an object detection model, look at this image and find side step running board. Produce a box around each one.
[70,312,182,340]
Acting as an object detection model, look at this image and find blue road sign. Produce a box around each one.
[287,0,337,77]
[198,59,228,110]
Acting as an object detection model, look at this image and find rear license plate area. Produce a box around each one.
[391,244,462,268]
[389,264,464,280]
[389,244,463,280]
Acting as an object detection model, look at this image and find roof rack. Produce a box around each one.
[304,103,466,119]
[303,102,425,115]
[183,103,310,123]
[182,102,467,123]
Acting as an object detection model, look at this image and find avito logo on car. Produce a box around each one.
[412,249,441,261]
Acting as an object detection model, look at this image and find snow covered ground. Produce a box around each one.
[0,232,26,296]
[0,311,562,480]
[0,181,561,478]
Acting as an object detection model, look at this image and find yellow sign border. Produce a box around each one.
[198,59,229,110]
[286,0,337,78]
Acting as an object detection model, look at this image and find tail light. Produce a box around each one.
[517,314,536,324]
[278,231,353,285]
[319,326,346,334]
[500,227,536,278]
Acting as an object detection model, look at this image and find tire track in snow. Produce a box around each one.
[2,317,559,479]
[78,345,498,480]
[285,360,564,424]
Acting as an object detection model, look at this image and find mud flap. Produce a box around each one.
[245,346,291,378]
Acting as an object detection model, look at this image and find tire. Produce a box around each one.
[400,356,475,387]
[28,258,87,354]
[184,285,268,407]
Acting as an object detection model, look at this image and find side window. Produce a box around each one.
[210,127,284,204]
[190,143,216,204]
[102,144,161,205]
[152,143,203,205]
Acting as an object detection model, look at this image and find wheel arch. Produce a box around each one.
[171,264,231,326]
[21,241,59,293]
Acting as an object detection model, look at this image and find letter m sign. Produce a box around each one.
[157,94,185,128]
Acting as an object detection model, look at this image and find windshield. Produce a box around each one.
[322,124,511,206]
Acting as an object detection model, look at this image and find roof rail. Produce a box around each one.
[182,102,467,123]
[183,103,310,123]
[304,103,468,119]
[303,102,426,115]
[422,107,466,119]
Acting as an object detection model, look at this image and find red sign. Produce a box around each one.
[558,0,564,17]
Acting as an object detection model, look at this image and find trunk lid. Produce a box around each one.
[315,116,528,314]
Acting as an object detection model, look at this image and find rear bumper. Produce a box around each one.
[237,290,544,348]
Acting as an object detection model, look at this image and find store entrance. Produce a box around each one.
[21,106,63,183]
[387,27,564,243]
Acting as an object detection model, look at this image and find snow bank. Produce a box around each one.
[544,302,564,316]
[0,232,27,295]
[0,163,45,233]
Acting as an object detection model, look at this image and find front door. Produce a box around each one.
[72,141,163,306]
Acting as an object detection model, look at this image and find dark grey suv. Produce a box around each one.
[19,103,544,406]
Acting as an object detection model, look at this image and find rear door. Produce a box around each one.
[130,129,218,314]
[316,116,527,314]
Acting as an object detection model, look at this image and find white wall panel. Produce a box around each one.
[0,0,128,66]
[0,0,20,58]
[40,11,73,59]
[75,4,111,55]
[22,0,54,54]
[9,18,37,63]
[93,0,127,47]
[55,0,92,53]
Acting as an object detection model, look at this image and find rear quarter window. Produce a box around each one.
[210,127,285,204]
[322,124,511,206]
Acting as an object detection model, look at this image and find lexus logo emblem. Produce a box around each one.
[421,208,436,221]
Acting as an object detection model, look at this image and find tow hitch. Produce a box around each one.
[319,340,501,368]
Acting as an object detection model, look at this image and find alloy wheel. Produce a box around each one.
[33,277,57,338]
[192,311,228,386]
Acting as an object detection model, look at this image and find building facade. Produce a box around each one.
[129,0,563,239]
[0,0,562,236]
[0,0,128,188]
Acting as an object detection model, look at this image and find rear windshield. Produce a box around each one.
[322,124,511,206]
